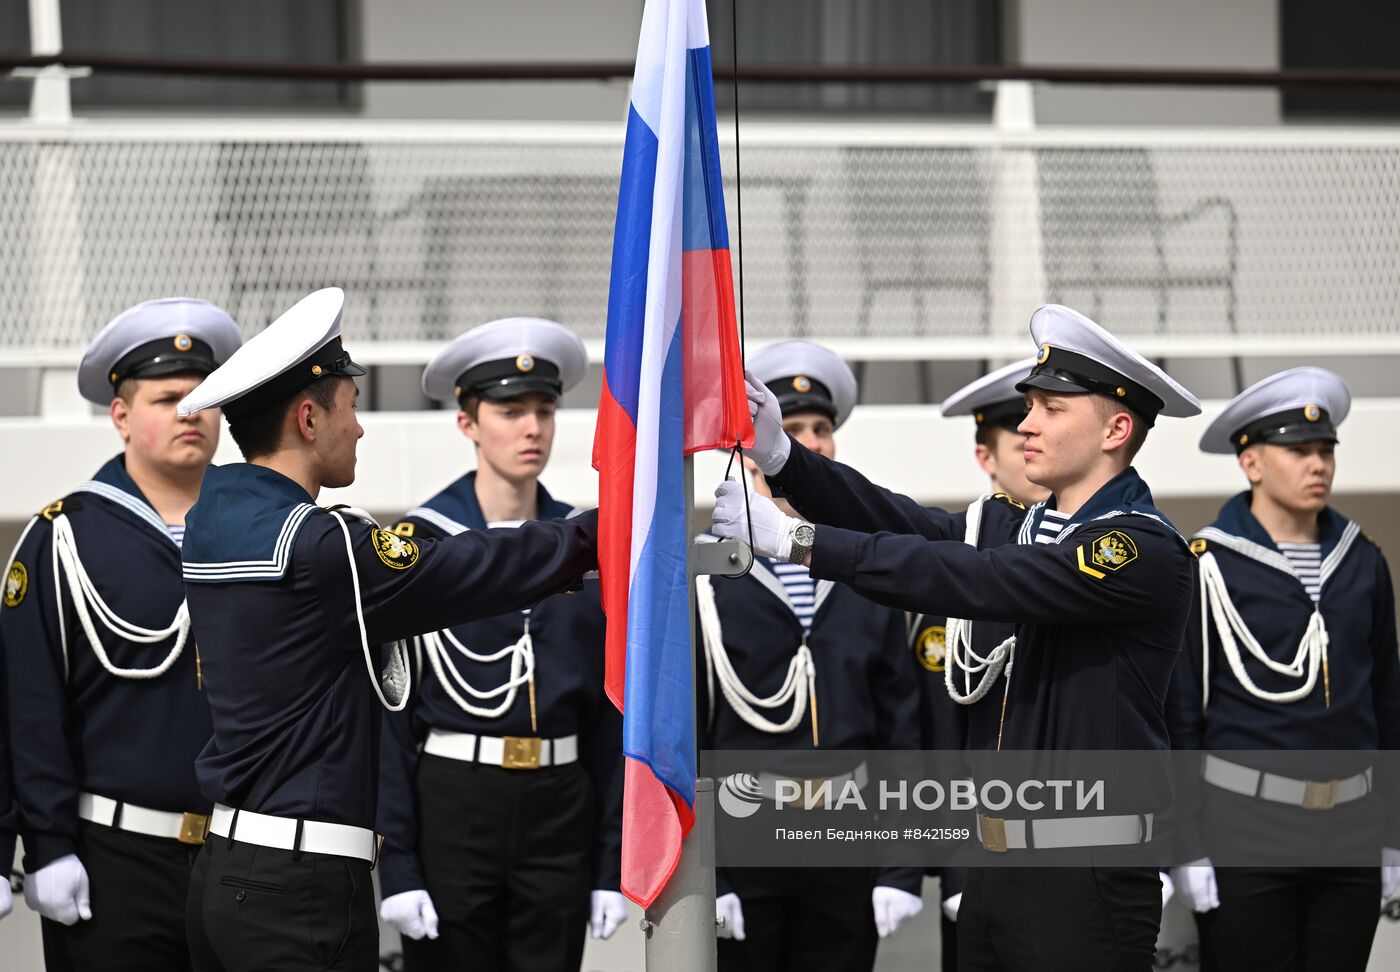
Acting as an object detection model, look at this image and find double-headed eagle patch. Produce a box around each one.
[1076,530,1138,580]
[373,529,420,571]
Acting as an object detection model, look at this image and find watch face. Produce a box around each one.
[795,524,816,545]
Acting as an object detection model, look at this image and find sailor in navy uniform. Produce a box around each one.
[700,341,924,972]
[910,358,1049,971]
[712,305,1201,972]
[1166,367,1400,972]
[175,290,599,972]
[0,298,241,969]
[375,319,624,970]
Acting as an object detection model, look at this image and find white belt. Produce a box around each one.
[976,812,1154,852]
[424,728,579,770]
[1204,754,1372,811]
[78,792,210,845]
[756,763,870,809]
[208,804,377,863]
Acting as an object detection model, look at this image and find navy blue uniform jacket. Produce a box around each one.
[700,555,922,895]
[768,441,1193,766]
[1,456,210,871]
[181,463,597,833]
[1167,492,1400,852]
[376,472,622,896]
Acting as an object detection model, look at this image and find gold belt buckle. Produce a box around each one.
[978,813,1008,853]
[179,812,210,845]
[1302,779,1338,810]
[502,736,542,770]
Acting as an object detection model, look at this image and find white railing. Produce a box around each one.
[5,113,1400,369]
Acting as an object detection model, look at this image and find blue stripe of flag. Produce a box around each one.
[622,319,697,810]
[603,104,661,426]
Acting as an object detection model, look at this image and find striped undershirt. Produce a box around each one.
[166,524,185,548]
[770,560,816,633]
[1276,540,1323,602]
[1034,508,1071,546]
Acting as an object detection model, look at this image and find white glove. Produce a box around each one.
[872,886,923,938]
[715,891,746,941]
[940,891,962,923]
[1382,847,1400,900]
[24,854,91,925]
[1160,870,1175,910]
[711,479,800,560]
[589,890,627,940]
[1169,859,1219,913]
[0,877,12,920]
[380,889,440,941]
[743,372,791,475]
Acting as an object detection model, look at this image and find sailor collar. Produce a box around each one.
[181,463,319,583]
[402,471,576,537]
[68,454,180,548]
[1194,491,1359,586]
[750,556,836,625]
[1016,466,1182,546]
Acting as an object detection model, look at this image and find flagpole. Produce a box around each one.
[643,454,718,971]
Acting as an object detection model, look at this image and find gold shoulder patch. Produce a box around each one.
[39,499,64,521]
[1077,530,1139,579]
[372,529,420,570]
[915,625,947,672]
[390,521,415,538]
[5,559,28,607]
[991,492,1026,511]
[1189,538,1208,556]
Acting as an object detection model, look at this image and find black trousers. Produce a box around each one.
[185,835,379,972]
[958,867,1161,972]
[941,913,958,972]
[716,867,879,972]
[401,754,594,972]
[40,819,199,972]
[1195,867,1380,972]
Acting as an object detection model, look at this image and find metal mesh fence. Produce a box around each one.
[3,122,1400,358]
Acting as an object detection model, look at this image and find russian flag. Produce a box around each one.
[592,0,753,908]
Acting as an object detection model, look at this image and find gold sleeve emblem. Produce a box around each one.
[372,529,420,570]
[915,625,947,672]
[5,560,28,607]
[1077,530,1139,579]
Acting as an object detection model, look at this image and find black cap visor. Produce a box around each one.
[455,357,563,404]
[473,375,563,402]
[975,398,1028,433]
[110,336,222,388]
[772,375,837,422]
[1016,348,1164,428]
[1232,407,1338,454]
[223,337,364,422]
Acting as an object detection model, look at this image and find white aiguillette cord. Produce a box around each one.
[944,495,1017,709]
[2,512,189,682]
[696,573,819,746]
[1197,549,1329,707]
[327,507,412,712]
[421,613,538,729]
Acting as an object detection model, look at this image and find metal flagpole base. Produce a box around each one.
[642,777,716,972]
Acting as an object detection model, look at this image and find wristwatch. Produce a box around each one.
[788,522,816,564]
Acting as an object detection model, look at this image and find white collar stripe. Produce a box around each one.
[182,504,318,580]
[405,506,470,537]
[71,481,174,547]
